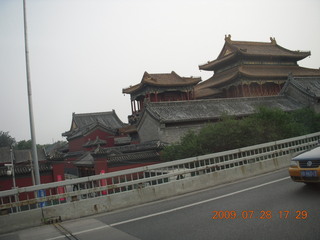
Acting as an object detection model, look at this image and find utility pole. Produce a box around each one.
[23,0,41,185]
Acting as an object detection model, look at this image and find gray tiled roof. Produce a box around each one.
[74,152,94,166]
[108,150,160,163]
[114,136,131,145]
[288,76,320,98]
[72,110,124,129]
[0,147,50,176]
[94,140,163,155]
[0,162,52,176]
[44,141,68,160]
[144,96,303,123]
[74,141,162,166]
[64,122,117,140]
[63,110,125,139]
[0,147,46,164]
[123,71,201,94]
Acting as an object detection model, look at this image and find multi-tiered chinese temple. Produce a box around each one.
[195,35,320,99]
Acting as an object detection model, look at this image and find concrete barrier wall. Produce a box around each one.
[0,153,293,234]
[0,209,43,233]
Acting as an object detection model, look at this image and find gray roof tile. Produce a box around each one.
[144,96,303,123]
[289,76,320,98]
[63,110,125,139]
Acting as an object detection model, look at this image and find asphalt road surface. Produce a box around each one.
[1,168,319,240]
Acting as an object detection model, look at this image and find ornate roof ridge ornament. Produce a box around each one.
[270,37,277,44]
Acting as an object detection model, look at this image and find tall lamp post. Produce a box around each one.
[23,0,40,185]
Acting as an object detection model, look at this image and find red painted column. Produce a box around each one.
[241,84,245,97]
[100,170,107,195]
[57,175,65,201]
[248,84,252,97]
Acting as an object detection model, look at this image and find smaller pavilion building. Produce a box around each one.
[61,110,162,178]
[62,110,129,177]
[123,71,201,124]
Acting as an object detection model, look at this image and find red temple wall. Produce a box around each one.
[68,129,116,152]
[0,172,54,192]
[52,162,66,181]
[94,158,107,175]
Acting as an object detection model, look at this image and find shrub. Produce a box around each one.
[161,107,320,161]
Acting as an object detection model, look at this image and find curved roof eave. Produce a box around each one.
[199,52,237,71]
[123,83,142,94]
[143,78,201,87]
[239,51,310,60]
[196,67,239,90]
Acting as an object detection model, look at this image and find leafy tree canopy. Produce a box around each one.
[15,140,33,150]
[0,131,16,148]
[161,107,320,161]
[0,131,60,150]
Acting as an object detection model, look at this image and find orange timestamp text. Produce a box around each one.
[211,210,309,220]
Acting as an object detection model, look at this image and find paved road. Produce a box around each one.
[1,168,319,240]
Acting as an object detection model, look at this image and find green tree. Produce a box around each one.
[177,130,204,158]
[15,140,33,150]
[290,108,320,133]
[15,139,45,150]
[161,107,320,161]
[0,131,16,147]
[198,115,244,153]
[161,131,203,161]
[249,107,306,142]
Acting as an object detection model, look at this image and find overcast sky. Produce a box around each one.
[1,0,320,144]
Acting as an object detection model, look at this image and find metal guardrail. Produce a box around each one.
[1,132,320,215]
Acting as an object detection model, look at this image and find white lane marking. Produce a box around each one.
[45,176,290,239]
[110,176,290,226]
